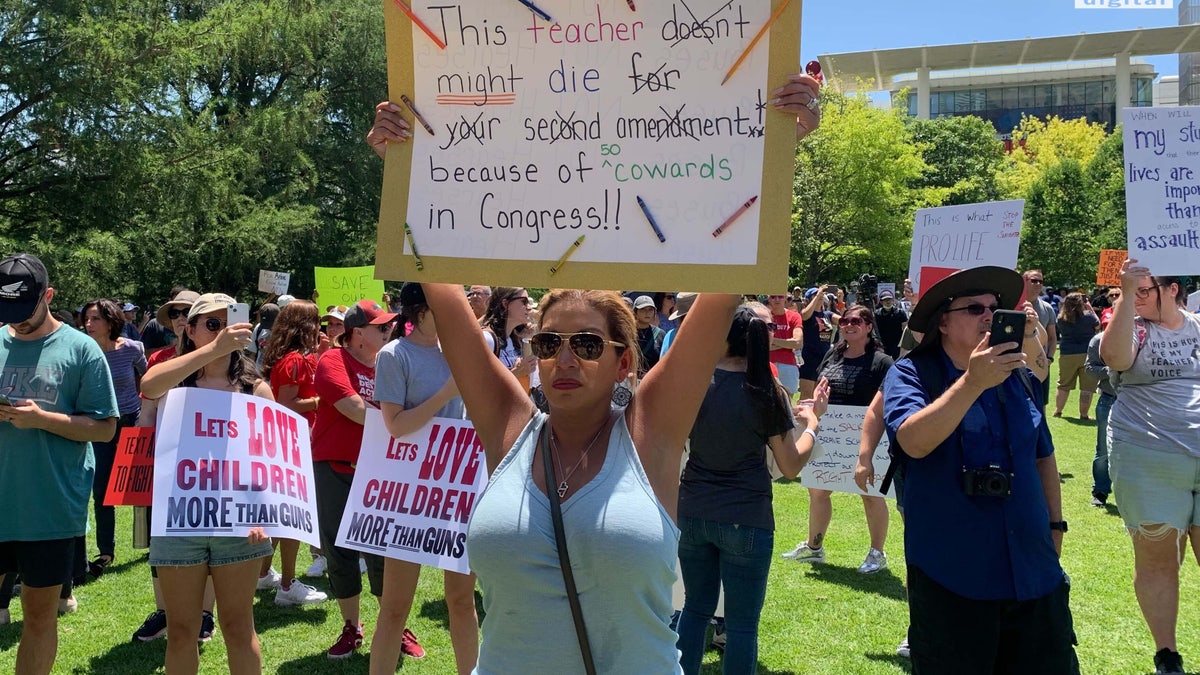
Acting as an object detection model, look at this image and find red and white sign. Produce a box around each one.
[151,388,320,547]
[908,200,1024,296]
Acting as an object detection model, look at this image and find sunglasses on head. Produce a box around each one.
[945,303,1000,316]
[527,332,625,361]
[167,307,188,320]
[838,316,866,327]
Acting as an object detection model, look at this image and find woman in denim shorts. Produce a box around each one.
[1100,264,1200,675]
[141,294,275,675]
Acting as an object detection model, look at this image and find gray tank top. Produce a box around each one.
[1108,312,1200,456]
[467,411,683,674]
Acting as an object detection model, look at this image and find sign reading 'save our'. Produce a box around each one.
[1122,106,1200,275]
[151,388,321,547]
[336,411,486,576]
[375,0,801,292]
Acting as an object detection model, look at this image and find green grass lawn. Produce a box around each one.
[3,381,1199,674]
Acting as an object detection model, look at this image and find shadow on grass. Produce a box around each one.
[277,650,370,674]
[700,658,800,674]
[253,599,330,633]
[805,564,908,602]
[864,651,913,672]
[416,590,484,629]
[0,621,20,651]
[86,637,167,675]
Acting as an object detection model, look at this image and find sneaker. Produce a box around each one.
[198,610,215,643]
[1091,492,1108,507]
[58,595,78,615]
[780,542,825,563]
[401,628,426,659]
[256,567,282,591]
[274,580,328,606]
[858,548,888,574]
[132,609,168,642]
[897,637,911,659]
[0,607,9,625]
[709,618,726,652]
[305,555,327,578]
[328,621,364,660]
[1155,648,1185,674]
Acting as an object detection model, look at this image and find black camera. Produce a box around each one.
[962,464,1013,498]
[857,273,878,300]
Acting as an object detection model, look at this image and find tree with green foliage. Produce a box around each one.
[908,115,1005,206]
[790,90,947,286]
[999,115,1108,198]
[1019,159,1103,286]
[1,0,387,310]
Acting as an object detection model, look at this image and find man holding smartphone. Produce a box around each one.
[881,266,1075,675]
[0,253,119,675]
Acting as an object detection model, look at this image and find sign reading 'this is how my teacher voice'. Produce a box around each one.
[1123,105,1200,276]
[375,0,801,292]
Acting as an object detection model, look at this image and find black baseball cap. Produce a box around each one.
[0,253,49,323]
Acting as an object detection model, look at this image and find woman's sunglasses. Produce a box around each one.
[167,308,188,320]
[527,332,625,361]
[195,318,226,332]
[838,316,866,327]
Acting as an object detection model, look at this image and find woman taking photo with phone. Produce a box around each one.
[140,294,273,675]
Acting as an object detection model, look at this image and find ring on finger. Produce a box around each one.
[805,96,819,112]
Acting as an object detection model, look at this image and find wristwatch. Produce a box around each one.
[1049,520,1068,532]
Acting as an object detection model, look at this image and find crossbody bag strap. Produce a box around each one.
[540,425,597,675]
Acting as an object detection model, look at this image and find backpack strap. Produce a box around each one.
[879,350,946,495]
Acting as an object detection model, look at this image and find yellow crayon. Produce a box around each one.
[404,223,424,271]
[550,235,585,275]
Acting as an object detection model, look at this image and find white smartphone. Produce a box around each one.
[227,303,250,326]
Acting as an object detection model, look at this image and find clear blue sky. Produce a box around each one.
[801,0,1185,84]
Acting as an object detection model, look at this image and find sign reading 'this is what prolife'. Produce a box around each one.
[907,200,1024,296]
[151,388,322,548]
[375,0,801,292]
[1123,106,1200,276]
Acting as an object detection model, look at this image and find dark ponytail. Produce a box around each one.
[727,305,791,432]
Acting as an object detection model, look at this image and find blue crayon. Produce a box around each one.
[636,196,666,243]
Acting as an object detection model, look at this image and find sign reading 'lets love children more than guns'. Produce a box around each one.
[375,0,801,292]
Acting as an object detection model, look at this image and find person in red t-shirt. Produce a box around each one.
[311,299,404,660]
[258,300,329,607]
[766,293,804,399]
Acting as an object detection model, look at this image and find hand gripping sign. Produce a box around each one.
[151,388,321,547]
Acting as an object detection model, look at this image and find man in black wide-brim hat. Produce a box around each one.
[881,266,1078,674]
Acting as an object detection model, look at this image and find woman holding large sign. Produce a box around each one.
[140,293,273,675]
[371,282,477,675]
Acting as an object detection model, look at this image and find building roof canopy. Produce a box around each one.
[820,25,1200,89]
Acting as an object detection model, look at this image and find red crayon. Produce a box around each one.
[711,196,759,238]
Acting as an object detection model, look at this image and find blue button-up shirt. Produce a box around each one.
[883,350,1063,601]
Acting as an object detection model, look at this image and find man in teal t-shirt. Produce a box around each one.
[0,253,118,675]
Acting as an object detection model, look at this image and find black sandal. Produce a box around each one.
[88,555,114,579]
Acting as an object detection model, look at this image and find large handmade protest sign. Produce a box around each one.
[1122,106,1200,276]
[314,266,386,307]
[801,404,892,499]
[151,388,321,547]
[336,411,486,575]
[375,0,802,292]
[907,200,1024,296]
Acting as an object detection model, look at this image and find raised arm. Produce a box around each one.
[141,323,251,399]
[1100,259,1147,372]
[422,283,534,470]
[630,293,739,478]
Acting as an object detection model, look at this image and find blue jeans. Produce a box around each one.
[1092,393,1115,496]
[676,517,773,675]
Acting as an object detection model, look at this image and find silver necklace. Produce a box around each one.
[550,420,608,499]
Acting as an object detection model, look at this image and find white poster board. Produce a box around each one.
[336,411,486,575]
[801,404,892,499]
[907,200,1024,296]
[1189,290,1200,313]
[375,0,801,292]
[151,388,321,547]
[876,282,896,299]
[257,270,290,295]
[1122,106,1200,276]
